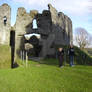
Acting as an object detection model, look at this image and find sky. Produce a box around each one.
[0,0,92,34]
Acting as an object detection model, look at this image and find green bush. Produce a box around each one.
[59,46,92,65]
[74,46,92,65]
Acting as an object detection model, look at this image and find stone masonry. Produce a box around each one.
[0,4,11,45]
[15,4,73,58]
[0,3,73,59]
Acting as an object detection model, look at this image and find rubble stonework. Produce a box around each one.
[0,4,11,44]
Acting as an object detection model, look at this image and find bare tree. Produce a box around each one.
[75,27,90,49]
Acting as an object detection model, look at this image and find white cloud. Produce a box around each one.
[53,0,90,15]
[12,0,90,16]
[12,0,49,6]
[88,0,92,13]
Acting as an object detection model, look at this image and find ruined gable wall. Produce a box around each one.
[48,4,72,45]
[14,4,73,58]
[0,4,11,45]
[15,7,38,57]
[15,4,72,50]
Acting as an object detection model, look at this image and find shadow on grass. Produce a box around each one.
[12,62,19,68]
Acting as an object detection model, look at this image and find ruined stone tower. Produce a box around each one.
[0,4,11,44]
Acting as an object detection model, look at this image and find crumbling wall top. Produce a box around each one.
[30,10,38,18]
[1,3,10,7]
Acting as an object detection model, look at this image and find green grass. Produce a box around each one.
[0,59,92,92]
[0,45,11,69]
[0,45,92,92]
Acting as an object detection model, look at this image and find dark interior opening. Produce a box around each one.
[25,35,42,58]
[3,16,7,26]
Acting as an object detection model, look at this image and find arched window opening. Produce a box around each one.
[3,16,7,26]
[32,19,38,29]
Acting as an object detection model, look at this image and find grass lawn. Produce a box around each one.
[0,45,92,92]
[0,59,92,92]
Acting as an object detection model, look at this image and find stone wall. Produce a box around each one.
[36,10,52,35]
[48,4,73,45]
[15,7,38,57]
[14,4,73,58]
[0,4,11,45]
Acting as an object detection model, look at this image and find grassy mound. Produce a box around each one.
[74,46,92,65]
[56,46,92,65]
[0,45,11,69]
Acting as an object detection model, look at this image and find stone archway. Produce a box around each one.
[24,34,42,58]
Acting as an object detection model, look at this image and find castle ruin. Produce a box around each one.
[0,3,73,59]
